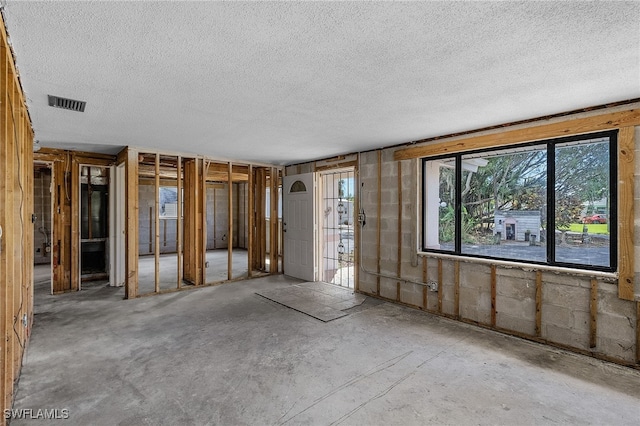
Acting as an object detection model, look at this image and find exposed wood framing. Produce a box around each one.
[535,271,542,337]
[617,126,635,300]
[636,302,640,364]
[490,265,497,327]
[376,151,381,295]
[0,21,35,415]
[154,153,160,293]
[314,160,358,173]
[269,167,278,274]
[396,282,401,302]
[422,286,428,311]
[437,259,443,313]
[228,162,233,280]
[454,260,460,318]
[279,170,284,272]
[261,168,267,271]
[33,149,115,293]
[394,109,640,160]
[253,167,267,271]
[200,161,207,283]
[177,156,183,288]
[70,157,79,290]
[422,257,428,310]
[183,159,204,285]
[125,148,139,299]
[397,161,402,278]
[36,147,115,165]
[247,164,253,278]
[145,207,150,251]
[590,279,598,349]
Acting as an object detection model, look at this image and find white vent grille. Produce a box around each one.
[48,95,86,112]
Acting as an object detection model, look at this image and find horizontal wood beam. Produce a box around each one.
[35,147,116,163]
[394,108,640,160]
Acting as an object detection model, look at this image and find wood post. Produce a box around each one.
[247,164,253,277]
[535,271,542,337]
[437,259,443,313]
[376,150,381,295]
[202,160,208,284]
[397,161,402,279]
[269,167,278,274]
[177,156,182,288]
[183,159,204,285]
[70,157,79,290]
[636,302,640,364]
[125,148,139,299]
[422,257,427,310]
[490,265,497,327]
[154,153,160,293]
[228,162,233,280]
[590,279,598,349]
[454,260,460,319]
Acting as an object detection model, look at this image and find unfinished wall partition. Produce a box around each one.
[1,15,34,421]
[33,149,116,293]
[203,162,251,283]
[136,153,184,295]
[126,148,282,298]
[252,167,282,274]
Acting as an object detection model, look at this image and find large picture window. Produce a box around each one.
[422,131,617,271]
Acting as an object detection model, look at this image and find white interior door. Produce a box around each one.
[283,173,315,281]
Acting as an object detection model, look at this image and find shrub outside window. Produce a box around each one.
[422,131,617,271]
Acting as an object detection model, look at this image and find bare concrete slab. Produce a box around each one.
[256,281,367,322]
[12,272,640,425]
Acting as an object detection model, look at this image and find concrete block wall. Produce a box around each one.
[287,110,640,365]
[356,137,638,365]
[494,268,536,336]
[459,263,492,324]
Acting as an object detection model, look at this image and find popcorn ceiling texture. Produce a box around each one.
[4,1,640,164]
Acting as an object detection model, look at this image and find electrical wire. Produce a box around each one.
[65,151,71,201]
[7,89,26,350]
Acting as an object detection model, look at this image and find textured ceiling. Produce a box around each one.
[3,1,640,165]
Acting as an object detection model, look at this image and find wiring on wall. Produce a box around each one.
[7,89,27,350]
[65,151,71,201]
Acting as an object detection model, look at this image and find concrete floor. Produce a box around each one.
[14,267,640,425]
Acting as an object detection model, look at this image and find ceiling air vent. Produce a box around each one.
[48,95,86,112]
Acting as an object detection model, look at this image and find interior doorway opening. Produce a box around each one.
[80,165,110,284]
[33,162,53,294]
[319,168,355,288]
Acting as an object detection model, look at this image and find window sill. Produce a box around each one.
[417,251,618,282]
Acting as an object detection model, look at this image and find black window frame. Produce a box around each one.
[421,130,618,272]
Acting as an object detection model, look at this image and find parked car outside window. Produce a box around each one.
[583,214,607,224]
